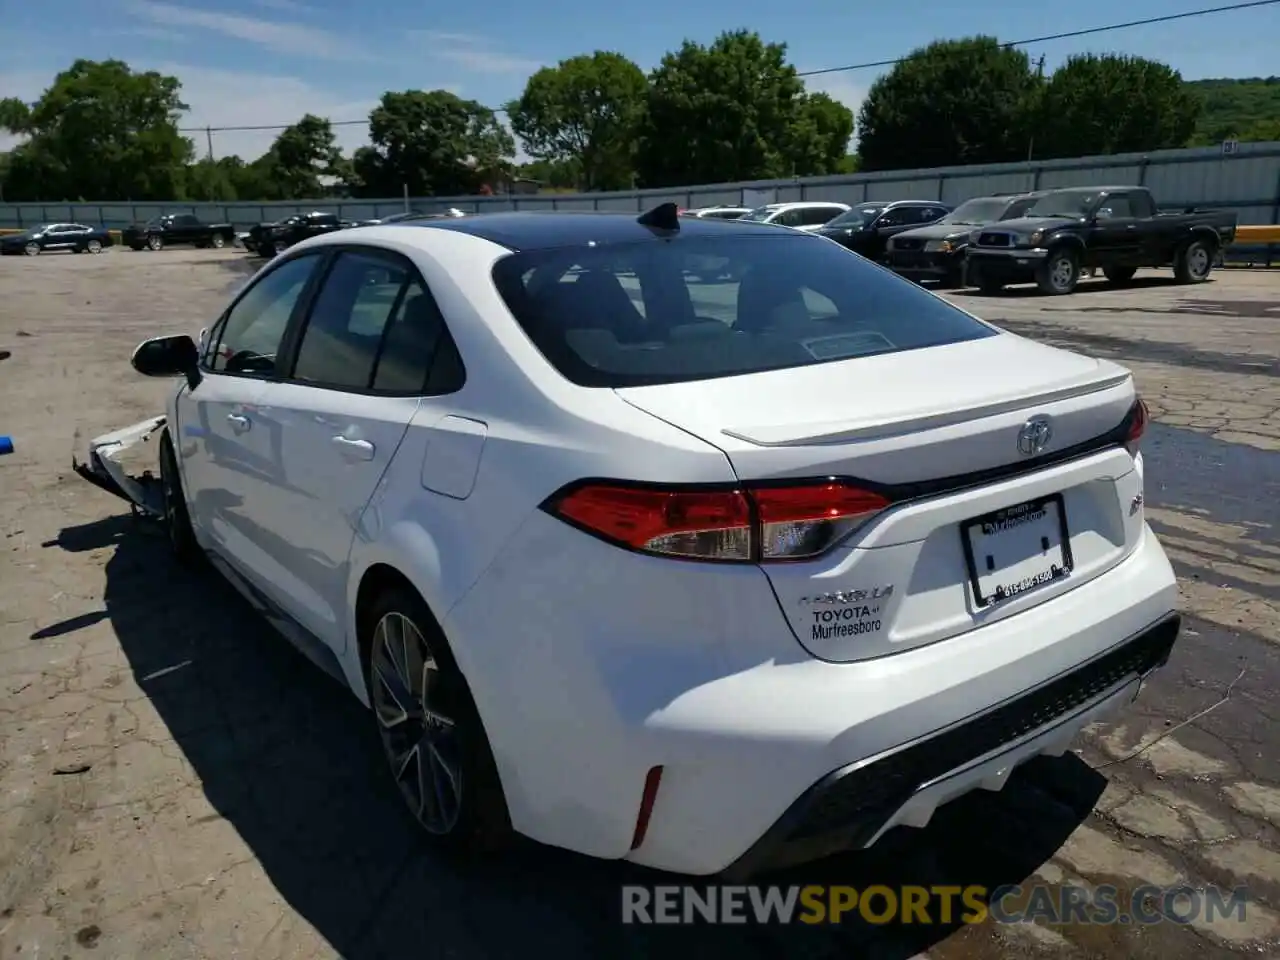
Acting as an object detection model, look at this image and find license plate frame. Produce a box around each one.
[961,494,1073,608]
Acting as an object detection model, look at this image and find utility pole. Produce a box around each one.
[205,126,214,161]
[1027,54,1046,162]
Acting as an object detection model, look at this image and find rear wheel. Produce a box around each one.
[1036,247,1080,295]
[210,233,226,249]
[159,433,201,564]
[1103,266,1136,284]
[86,239,103,254]
[365,584,511,854]
[1174,238,1213,283]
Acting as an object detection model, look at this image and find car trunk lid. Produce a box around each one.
[615,333,1145,662]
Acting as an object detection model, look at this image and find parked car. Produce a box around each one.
[0,222,114,256]
[884,193,1046,287]
[814,200,951,263]
[964,185,1239,295]
[77,205,1178,880]
[122,213,236,252]
[244,211,353,258]
[680,206,751,220]
[738,201,851,232]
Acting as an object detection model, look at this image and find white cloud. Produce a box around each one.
[413,30,543,74]
[163,64,376,160]
[251,0,313,12]
[124,0,359,60]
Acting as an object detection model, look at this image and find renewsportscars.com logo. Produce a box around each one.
[621,883,1251,926]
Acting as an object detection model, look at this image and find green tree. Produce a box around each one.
[635,30,826,187]
[0,59,193,201]
[347,90,514,198]
[263,114,345,198]
[507,52,647,191]
[788,92,856,177]
[518,157,583,189]
[1035,54,1200,159]
[855,36,1043,172]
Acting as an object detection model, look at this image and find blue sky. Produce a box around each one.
[4,0,1279,162]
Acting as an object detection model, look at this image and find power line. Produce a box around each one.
[180,0,1279,136]
[798,0,1280,77]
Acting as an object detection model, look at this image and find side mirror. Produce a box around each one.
[132,335,200,389]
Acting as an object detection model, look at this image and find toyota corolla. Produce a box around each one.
[75,205,1179,878]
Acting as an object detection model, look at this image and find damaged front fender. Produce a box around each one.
[72,415,167,518]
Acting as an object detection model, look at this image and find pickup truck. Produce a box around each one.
[122,213,236,252]
[963,185,1238,295]
[244,211,353,258]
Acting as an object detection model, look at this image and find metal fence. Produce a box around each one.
[2,141,1279,231]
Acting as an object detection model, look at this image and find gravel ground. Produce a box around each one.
[0,247,1277,959]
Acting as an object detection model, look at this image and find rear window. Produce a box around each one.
[490,234,998,387]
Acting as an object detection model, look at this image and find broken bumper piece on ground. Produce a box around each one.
[72,415,167,519]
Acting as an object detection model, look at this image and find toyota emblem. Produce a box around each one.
[1017,417,1053,456]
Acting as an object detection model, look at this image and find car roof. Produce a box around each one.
[385,209,810,252]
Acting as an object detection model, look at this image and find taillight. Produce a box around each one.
[1125,397,1149,455]
[543,479,890,563]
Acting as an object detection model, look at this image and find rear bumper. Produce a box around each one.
[722,610,1179,880]
[449,514,1179,876]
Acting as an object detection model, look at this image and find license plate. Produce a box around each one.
[961,495,1072,607]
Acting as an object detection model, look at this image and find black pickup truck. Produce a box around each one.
[964,185,1238,295]
[122,213,236,251]
[244,211,353,258]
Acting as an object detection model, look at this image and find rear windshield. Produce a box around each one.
[490,234,998,387]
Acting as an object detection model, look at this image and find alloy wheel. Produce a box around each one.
[370,611,463,835]
[87,239,102,254]
[1188,243,1210,278]
[1050,255,1075,291]
[24,242,39,256]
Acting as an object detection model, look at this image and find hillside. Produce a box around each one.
[1186,76,1280,143]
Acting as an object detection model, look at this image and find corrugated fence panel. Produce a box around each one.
[1039,165,1145,189]
[941,171,1037,203]
[3,142,1278,228]
[865,178,939,201]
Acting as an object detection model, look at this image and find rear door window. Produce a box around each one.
[492,234,997,388]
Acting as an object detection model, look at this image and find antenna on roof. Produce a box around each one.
[637,202,680,232]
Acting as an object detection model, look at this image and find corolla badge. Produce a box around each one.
[799,586,894,606]
[1017,416,1053,457]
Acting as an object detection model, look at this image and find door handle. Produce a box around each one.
[226,413,251,433]
[331,435,375,461]
[1126,224,1138,230]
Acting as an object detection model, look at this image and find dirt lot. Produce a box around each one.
[1,248,1278,959]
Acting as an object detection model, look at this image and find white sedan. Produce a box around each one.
[78,203,1180,878]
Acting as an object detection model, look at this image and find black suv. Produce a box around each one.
[813,201,951,263]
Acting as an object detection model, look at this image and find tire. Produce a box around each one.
[210,233,226,249]
[1174,238,1214,284]
[159,433,202,565]
[1036,247,1080,295]
[363,583,512,855]
[1103,266,1136,284]
[147,234,164,251]
[86,239,103,254]
[24,242,40,256]
[258,242,277,259]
